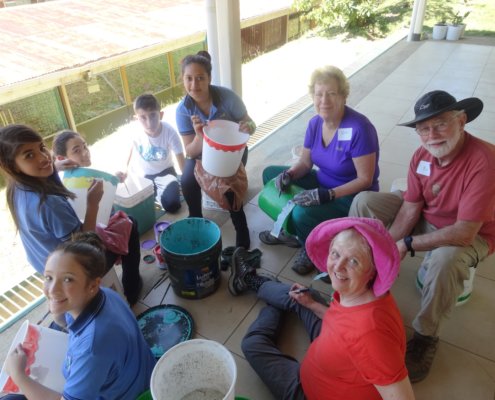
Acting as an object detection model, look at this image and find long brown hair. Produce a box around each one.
[0,124,75,228]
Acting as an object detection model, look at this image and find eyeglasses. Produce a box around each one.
[314,90,341,99]
[415,110,464,136]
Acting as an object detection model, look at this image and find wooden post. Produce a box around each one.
[57,85,77,131]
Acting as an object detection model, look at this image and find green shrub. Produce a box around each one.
[293,0,381,34]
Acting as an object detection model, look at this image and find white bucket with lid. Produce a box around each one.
[0,320,68,394]
[202,120,249,178]
[150,339,237,400]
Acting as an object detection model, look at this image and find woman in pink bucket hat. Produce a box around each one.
[230,217,414,399]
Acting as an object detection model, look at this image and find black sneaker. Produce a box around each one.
[259,230,301,248]
[406,331,439,383]
[291,249,315,275]
[228,247,256,296]
[220,246,262,271]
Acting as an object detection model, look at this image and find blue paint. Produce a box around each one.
[161,218,220,256]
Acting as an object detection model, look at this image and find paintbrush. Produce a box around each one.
[313,272,329,281]
[36,310,51,325]
[287,287,310,294]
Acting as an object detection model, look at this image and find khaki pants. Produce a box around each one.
[350,191,490,337]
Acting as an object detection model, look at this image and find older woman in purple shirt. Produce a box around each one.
[260,65,380,275]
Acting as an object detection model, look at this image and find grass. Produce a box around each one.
[298,0,494,40]
[421,0,495,37]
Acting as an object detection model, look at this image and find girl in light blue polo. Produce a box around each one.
[4,232,155,400]
[0,125,142,305]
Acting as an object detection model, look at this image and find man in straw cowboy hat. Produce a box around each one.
[229,217,415,400]
[350,90,495,382]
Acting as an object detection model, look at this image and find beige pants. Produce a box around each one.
[350,191,490,337]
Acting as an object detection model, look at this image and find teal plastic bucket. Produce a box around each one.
[160,218,222,299]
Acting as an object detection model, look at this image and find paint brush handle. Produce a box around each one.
[288,288,310,294]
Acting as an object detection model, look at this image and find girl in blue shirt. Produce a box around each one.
[4,232,155,400]
[0,125,142,305]
[176,51,256,249]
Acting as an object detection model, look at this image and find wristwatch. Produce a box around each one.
[403,236,415,257]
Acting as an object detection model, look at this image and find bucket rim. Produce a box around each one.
[63,167,119,186]
[203,120,249,152]
[150,338,237,399]
[160,218,221,256]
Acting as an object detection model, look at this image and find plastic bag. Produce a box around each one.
[95,210,132,255]
[194,161,247,211]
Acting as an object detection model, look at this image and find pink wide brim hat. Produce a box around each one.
[306,217,400,297]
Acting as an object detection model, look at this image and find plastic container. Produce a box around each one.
[63,167,119,227]
[153,244,167,270]
[0,321,68,394]
[257,178,304,235]
[114,175,155,235]
[136,389,152,400]
[202,191,227,212]
[150,339,237,400]
[416,264,475,306]
[160,218,221,299]
[154,221,170,244]
[202,120,249,177]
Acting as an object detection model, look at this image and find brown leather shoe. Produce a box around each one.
[406,331,439,383]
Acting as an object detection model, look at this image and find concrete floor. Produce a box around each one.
[2,36,495,399]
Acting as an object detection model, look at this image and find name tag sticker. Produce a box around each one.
[417,160,431,176]
[337,128,352,141]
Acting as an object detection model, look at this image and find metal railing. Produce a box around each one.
[0,273,45,333]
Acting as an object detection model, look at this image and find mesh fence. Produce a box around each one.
[0,88,68,138]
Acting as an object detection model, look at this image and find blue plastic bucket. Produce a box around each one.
[160,218,222,299]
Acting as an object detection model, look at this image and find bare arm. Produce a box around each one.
[389,200,424,241]
[54,157,79,171]
[175,152,186,174]
[82,179,103,232]
[289,283,328,319]
[375,376,415,400]
[332,152,376,198]
[396,219,483,259]
[286,147,313,180]
[182,115,205,158]
[238,114,256,135]
[5,344,62,400]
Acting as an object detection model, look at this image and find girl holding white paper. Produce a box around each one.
[3,233,155,400]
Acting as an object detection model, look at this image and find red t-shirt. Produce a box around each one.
[300,292,407,400]
[404,133,495,253]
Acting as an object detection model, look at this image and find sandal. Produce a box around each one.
[259,230,301,248]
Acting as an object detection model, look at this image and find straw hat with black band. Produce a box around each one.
[399,90,483,128]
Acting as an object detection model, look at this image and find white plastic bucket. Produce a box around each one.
[150,339,237,400]
[202,120,249,178]
[63,167,119,227]
[0,320,68,394]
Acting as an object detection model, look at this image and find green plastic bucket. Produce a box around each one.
[136,389,151,400]
[257,178,304,235]
[160,218,222,299]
